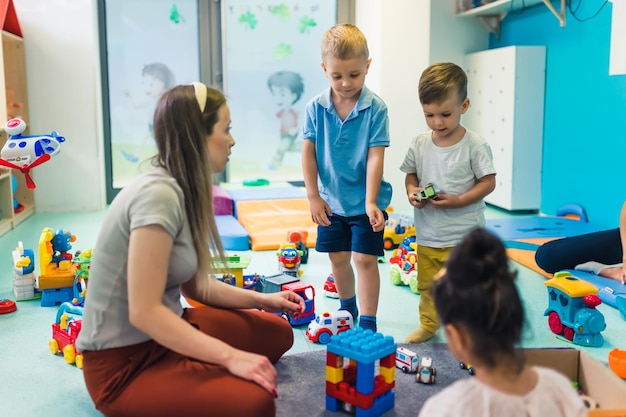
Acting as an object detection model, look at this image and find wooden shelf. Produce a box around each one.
[0,30,34,237]
[457,0,566,37]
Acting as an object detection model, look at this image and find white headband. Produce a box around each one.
[191,81,207,112]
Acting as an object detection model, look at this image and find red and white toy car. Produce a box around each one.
[323,274,339,298]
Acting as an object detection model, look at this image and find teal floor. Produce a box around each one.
[1,207,625,416]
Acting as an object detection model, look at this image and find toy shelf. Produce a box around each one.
[0,30,33,237]
[457,0,566,37]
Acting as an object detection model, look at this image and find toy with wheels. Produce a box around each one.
[49,301,84,368]
[306,310,353,344]
[544,271,605,347]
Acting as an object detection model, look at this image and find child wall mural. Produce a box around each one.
[103,0,200,190]
[222,0,338,182]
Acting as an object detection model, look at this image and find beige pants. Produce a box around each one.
[416,245,453,333]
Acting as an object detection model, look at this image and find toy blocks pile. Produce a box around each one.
[325,328,397,417]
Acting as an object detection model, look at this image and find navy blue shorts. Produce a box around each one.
[315,213,387,256]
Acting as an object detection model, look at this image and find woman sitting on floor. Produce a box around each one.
[534,200,625,283]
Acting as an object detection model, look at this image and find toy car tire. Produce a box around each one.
[63,344,76,364]
[75,354,84,369]
[318,331,332,345]
[49,339,59,355]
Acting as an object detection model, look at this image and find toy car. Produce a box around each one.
[323,274,339,298]
[459,362,475,375]
[416,356,436,384]
[383,215,415,251]
[416,183,439,201]
[396,346,419,373]
[306,310,353,344]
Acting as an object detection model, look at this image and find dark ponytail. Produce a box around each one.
[434,228,525,371]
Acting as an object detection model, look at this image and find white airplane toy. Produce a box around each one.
[0,118,66,189]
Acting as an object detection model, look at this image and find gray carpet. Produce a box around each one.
[275,343,472,417]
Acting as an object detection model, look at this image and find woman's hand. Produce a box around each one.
[258,291,306,321]
[225,349,278,397]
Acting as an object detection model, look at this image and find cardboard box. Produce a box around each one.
[524,348,626,415]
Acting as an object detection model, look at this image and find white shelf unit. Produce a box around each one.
[457,0,566,37]
[463,45,546,211]
[0,30,34,236]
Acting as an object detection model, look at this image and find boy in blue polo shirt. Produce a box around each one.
[302,23,392,332]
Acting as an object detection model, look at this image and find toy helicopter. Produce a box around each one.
[0,118,65,189]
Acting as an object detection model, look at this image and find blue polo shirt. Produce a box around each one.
[302,85,392,217]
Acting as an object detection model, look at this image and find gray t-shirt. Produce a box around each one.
[76,168,197,351]
[400,129,496,248]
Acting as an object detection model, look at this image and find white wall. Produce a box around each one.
[356,0,489,212]
[13,0,105,212]
[9,0,488,214]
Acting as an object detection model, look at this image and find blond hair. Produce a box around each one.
[321,23,369,62]
[418,62,468,105]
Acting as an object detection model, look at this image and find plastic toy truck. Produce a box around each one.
[396,346,419,373]
[416,183,438,201]
[255,273,315,326]
[416,356,436,384]
[49,301,84,368]
[306,310,353,344]
[383,215,415,251]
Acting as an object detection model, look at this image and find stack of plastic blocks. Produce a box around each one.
[325,328,397,417]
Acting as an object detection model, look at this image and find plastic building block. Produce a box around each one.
[41,287,73,307]
[327,328,396,363]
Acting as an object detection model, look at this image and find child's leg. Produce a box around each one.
[329,251,358,319]
[350,214,385,332]
[353,252,380,331]
[269,134,296,169]
[406,245,451,343]
[315,216,359,320]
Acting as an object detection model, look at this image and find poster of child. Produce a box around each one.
[119,62,175,163]
[267,70,304,170]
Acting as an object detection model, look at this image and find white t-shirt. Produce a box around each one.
[400,129,496,248]
[418,366,587,417]
[76,168,197,351]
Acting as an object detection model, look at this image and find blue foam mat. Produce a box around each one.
[486,217,603,240]
[562,269,626,309]
[226,186,306,202]
[215,215,249,250]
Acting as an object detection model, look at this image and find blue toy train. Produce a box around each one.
[544,271,606,347]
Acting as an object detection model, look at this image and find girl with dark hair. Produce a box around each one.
[419,228,586,417]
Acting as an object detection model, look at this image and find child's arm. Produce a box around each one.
[365,146,386,232]
[430,174,496,209]
[405,173,427,209]
[302,140,332,226]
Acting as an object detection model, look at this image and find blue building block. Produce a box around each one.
[41,287,73,307]
[355,390,395,417]
[356,360,376,394]
[327,328,396,363]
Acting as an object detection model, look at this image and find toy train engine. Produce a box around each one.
[544,271,606,347]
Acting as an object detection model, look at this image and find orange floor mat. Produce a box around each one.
[505,237,559,278]
[236,198,317,251]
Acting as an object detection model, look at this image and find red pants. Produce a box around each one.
[82,307,294,417]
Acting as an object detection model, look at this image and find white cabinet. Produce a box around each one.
[463,45,546,211]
